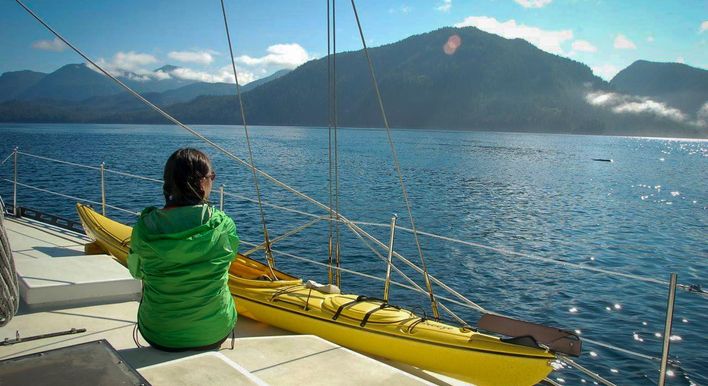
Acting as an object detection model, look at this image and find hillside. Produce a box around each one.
[1,27,706,138]
[0,70,47,102]
[610,60,708,116]
[161,27,608,133]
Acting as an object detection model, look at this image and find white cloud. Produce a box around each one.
[700,21,708,33]
[152,70,172,80]
[32,37,67,52]
[455,16,572,54]
[614,34,636,50]
[170,66,255,85]
[676,56,685,64]
[436,0,452,13]
[235,43,312,70]
[514,0,552,9]
[586,91,689,123]
[696,102,708,127]
[95,51,158,74]
[646,35,655,43]
[571,40,597,53]
[90,51,163,81]
[591,64,620,80]
[168,50,214,65]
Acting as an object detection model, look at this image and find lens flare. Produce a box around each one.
[443,34,462,55]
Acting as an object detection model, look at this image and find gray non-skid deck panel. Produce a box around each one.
[0,339,149,386]
[5,216,141,308]
[0,302,436,385]
[140,352,267,386]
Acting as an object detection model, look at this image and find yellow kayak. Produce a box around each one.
[76,203,555,385]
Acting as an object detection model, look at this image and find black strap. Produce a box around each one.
[304,288,313,311]
[332,295,368,320]
[407,317,427,333]
[360,302,400,327]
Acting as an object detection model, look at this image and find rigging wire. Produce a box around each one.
[349,0,440,319]
[219,0,276,278]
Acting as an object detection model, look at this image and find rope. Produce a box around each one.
[582,337,660,362]
[241,237,670,367]
[0,198,20,327]
[103,168,161,183]
[220,0,276,276]
[346,217,479,320]
[349,0,440,319]
[243,217,323,256]
[4,150,701,292]
[326,0,335,288]
[341,219,703,291]
[2,179,138,216]
[221,191,320,219]
[1,153,14,166]
[12,1,701,298]
[17,151,101,170]
[11,1,443,297]
[328,0,342,289]
[240,238,485,315]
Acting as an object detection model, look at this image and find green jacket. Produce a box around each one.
[128,205,238,348]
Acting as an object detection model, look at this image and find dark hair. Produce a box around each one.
[163,148,213,206]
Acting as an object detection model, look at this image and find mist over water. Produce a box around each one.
[1,123,706,385]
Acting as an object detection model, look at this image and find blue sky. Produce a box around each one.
[1,0,706,82]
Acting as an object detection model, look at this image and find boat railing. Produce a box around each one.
[1,147,705,385]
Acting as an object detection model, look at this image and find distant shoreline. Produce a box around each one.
[1,121,706,140]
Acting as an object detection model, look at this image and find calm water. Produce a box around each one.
[1,123,706,385]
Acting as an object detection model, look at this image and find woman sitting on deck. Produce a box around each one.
[128,148,239,351]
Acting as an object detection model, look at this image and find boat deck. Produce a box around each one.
[0,215,458,385]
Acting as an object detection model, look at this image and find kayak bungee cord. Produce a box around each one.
[219,0,277,279]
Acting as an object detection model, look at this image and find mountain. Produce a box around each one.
[610,60,708,116]
[119,66,196,94]
[158,82,235,105]
[0,70,47,102]
[144,27,609,132]
[1,27,706,138]
[240,69,290,93]
[0,67,292,122]
[154,69,291,104]
[18,63,123,101]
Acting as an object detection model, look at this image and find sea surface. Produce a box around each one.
[1,123,706,385]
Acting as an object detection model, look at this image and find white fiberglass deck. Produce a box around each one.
[0,215,447,385]
[4,215,141,309]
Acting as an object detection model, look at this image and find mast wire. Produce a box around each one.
[348,0,440,319]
